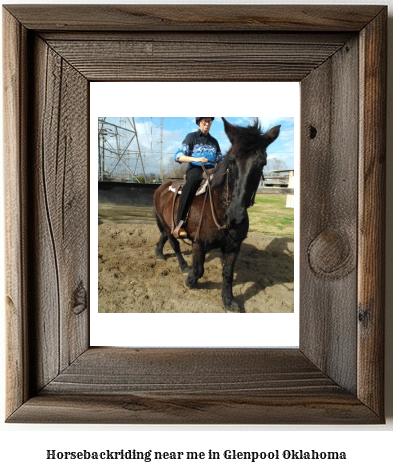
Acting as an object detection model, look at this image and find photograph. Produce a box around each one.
[97,116,295,315]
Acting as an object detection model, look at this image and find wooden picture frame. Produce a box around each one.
[4,5,386,424]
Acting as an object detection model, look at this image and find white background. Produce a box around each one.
[91,82,300,348]
[1,0,392,473]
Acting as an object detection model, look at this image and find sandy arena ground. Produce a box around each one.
[98,220,294,313]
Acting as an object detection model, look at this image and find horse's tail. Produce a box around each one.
[153,181,173,232]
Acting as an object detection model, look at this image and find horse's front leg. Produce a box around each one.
[222,248,241,312]
[185,242,206,288]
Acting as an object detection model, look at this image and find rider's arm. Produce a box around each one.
[176,154,208,164]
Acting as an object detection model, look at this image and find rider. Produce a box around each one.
[172,117,222,238]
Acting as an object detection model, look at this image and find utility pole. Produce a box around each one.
[128,117,146,183]
[160,117,164,181]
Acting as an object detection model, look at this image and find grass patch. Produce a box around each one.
[247,194,294,238]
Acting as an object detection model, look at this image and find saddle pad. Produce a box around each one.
[195,179,209,196]
[169,186,182,194]
[196,173,215,196]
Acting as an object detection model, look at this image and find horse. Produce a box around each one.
[153,117,280,312]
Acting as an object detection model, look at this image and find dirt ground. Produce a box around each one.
[98,219,294,313]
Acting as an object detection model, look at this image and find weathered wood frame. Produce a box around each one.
[3,5,386,424]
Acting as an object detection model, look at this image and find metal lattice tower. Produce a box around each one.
[98,117,147,182]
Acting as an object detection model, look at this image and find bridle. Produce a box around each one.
[199,158,264,236]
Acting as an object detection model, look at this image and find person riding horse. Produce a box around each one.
[172,117,223,238]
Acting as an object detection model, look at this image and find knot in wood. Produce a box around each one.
[308,228,355,279]
[309,125,317,139]
[358,307,370,327]
[73,281,87,315]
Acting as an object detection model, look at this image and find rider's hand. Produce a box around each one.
[199,157,209,164]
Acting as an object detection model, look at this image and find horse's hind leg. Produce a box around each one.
[155,231,168,260]
[154,214,168,260]
[168,234,189,274]
[154,210,188,272]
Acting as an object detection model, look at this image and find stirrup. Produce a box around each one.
[172,220,187,239]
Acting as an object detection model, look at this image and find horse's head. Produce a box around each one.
[221,117,281,227]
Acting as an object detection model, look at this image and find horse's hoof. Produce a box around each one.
[155,251,166,260]
[225,301,241,313]
[181,266,190,275]
[184,278,198,289]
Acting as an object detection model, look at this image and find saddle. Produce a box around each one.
[168,169,214,198]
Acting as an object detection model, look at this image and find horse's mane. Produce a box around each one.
[210,153,233,189]
[211,118,263,189]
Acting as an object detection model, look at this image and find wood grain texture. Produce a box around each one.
[300,36,359,394]
[45,36,348,82]
[3,8,30,418]
[3,5,384,32]
[9,392,378,425]
[44,348,341,395]
[4,30,90,396]
[29,36,90,391]
[358,9,387,417]
[7,348,379,424]
[3,5,386,424]
[40,31,354,44]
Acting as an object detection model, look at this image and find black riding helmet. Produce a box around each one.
[196,117,215,125]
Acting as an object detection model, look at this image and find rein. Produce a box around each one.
[201,163,228,231]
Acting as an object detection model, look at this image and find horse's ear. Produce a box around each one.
[222,117,238,144]
[263,125,281,146]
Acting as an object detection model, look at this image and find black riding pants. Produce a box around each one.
[176,165,207,224]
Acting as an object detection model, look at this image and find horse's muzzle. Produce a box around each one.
[225,210,246,227]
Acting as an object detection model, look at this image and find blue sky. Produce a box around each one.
[99,116,295,178]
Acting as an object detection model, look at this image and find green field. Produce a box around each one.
[247,194,294,238]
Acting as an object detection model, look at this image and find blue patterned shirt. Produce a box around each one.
[174,130,222,168]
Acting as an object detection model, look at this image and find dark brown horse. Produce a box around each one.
[153,117,280,312]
